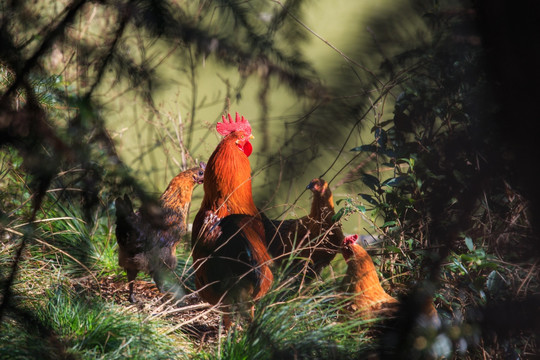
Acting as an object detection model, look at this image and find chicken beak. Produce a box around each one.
[249,134,254,140]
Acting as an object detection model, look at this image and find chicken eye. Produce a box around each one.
[199,171,204,176]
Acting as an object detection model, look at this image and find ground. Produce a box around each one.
[76,275,223,347]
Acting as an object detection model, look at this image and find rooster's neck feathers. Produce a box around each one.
[201,133,258,218]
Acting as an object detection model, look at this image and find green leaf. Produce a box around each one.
[486,272,503,295]
[406,238,414,248]
[397,158,411,165]
[374,127,388,149]
[453,258,468,274]
[361,173,380,191]
[359,193,379,206]
[479,262,499,271]
[381,220,397,228]
[332,208,345,222]
[350,144,377,152]
[381,176,410,187]
[378,119,394,128]
[464,236,474,251]
[460,253,474,262]
[479,289,486,301]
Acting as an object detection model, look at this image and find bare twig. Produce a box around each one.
[270,0,383,87]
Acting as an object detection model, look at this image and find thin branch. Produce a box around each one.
[84,3,130,99]
[271,0,384,87]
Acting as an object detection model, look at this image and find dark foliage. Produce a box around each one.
[326,0,540,357]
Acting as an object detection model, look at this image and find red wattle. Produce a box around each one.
[243,141,253,157]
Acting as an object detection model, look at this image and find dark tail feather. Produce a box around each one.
[259,210,291,259]
[115,195,135,246]
[115,194,134,217]
[259,210,279,254]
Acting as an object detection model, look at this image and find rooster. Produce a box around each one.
[340,234,399,319]
[115,162,205,302]
[192,113,273,328]
[265,178,345,277]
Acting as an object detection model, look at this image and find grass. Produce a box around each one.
[37,199,119,277]
[1,150,538,359]
[37,286,183,359]
[0,285,188,359]
[0,178,377,359]
[192,274,373,360]
[0,229,374,360]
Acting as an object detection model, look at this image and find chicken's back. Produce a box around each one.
[262,214,304,259]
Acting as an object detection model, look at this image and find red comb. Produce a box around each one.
[216,112,252,137]
[344,234,359,245]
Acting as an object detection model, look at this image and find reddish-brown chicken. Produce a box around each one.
[340,234,399,319]
[192,113,273,327]
[341,234,440,325]
[115,163,205,302]
[341,234,442,333]
[265,178,345,276]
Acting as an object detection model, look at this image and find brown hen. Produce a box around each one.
[340,234,399,319]
[115,163,205,302]
[265,178,345,277]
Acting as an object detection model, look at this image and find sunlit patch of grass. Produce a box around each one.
[33,196,121,278]
[89,210,121,277]
[321,254,348,282]
[1,276,192,359]
[28,285,189,359]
